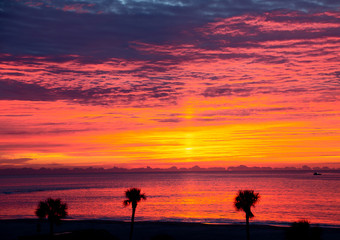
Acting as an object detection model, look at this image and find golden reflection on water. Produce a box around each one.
[1,172,340,225]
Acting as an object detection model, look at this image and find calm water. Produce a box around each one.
[1,172,339,226]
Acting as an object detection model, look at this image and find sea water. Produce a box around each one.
[1,172,339,227]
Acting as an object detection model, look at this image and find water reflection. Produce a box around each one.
[0,172,339,226]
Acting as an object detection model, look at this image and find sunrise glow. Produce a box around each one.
[1,1,339,169]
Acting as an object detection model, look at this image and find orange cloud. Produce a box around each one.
[1,10,339,168]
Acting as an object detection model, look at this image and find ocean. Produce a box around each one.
[1,171,339,227]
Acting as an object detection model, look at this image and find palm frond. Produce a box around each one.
[123,200,131,207]
[35,198,68,220]
[234,190,260,218]
[123,188,147,207]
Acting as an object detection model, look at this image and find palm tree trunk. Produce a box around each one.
[129,207,136,240]
[246,213,250,240]
[49,220,54,238]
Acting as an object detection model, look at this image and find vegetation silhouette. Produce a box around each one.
[234,190,260,240]
[123,188,147,240]
[35,198,68,237]
[285,220,322,240]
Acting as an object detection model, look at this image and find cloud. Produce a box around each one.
[0,1,339,168]
[199,107,299,118]
[202,85,233,97]
[1,2,200,59]
[15,1,340,15]
[1,4,339,108]
[0,158,33,164]
[2,1,340,59]
[0,143,66,152]
[153,118,182,123]
[0,127,93,136]
[0,77,184,106]
[0,79,58,101]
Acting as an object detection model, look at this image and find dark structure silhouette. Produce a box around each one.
[286,220,322,240]
[123,188,147,240]
[234,190,260,240]
[35,198,68,236]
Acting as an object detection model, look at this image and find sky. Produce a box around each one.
[1,0,340,169]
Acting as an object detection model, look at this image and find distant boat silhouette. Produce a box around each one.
[313,172,322,175]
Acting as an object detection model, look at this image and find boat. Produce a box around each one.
[313,172,322,175]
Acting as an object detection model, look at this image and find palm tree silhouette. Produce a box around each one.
[35,198,68,236]
[234,190,260,240]
[123,188,147,240]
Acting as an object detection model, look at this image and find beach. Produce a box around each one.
[1,219,340,240]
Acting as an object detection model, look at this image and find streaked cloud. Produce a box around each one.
[0,1,339,167]
[0,158,33,165]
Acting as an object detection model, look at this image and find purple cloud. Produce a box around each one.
[2,1,340,60]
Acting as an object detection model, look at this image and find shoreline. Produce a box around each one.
[1,219,340,240]
[2,216,340,229]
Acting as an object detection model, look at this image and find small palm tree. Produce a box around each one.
[234,190,260,240]
[123,188,146,240]
[35,198,68,236]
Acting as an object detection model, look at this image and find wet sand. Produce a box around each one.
[1,219,340,240]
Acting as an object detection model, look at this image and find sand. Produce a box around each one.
[1,219,340,240]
